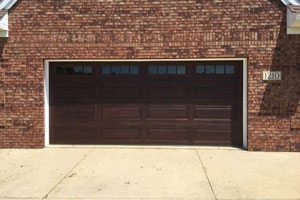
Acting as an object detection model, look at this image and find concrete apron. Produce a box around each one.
[0,148,299,200]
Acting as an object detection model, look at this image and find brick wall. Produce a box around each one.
[0,0,299,151]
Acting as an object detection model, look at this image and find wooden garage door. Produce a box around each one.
[49,61,243,146]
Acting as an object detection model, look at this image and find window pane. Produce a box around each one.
[74,66,83,74]
[65,67,75,74]
[71,66,92,75]
[225,65,235,74]
[83,66,92,74]
[102,66,110,74]
[56,67,64,74]
[111,66,119,75]
[206,65,215,74]
[149,66,157,74]
[120,66,130,74]
[177,66,186,74]
[158,66,167,74]
[216,65,225,74]
[196,65,205,74]
[167,66,176,74]
[130,66,139,75]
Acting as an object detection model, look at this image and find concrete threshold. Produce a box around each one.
[46,144,243,150]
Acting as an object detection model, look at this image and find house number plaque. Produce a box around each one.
[263,71,281,81]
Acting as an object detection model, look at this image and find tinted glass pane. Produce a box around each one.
[206,65,215,74]
[74,66,83,74]
[168,66,176,74]
[216,65,225,74]
[83,66,92,74]
[130,66,139,75]
[102,66,110,74]
[56,67,64,74]
[71,66,92,74]
[111,66,119,75]
[149,66,157,74]
[225,65,235,74]
[120,66,130,74]
[65,67,75,74]
[158,66,167,74]
[196,65,205,74]
[177,66,186,74]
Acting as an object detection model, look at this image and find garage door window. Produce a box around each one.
[225,65,235,74]
[196,65,235,75]
[148,65,186,75]
[102,65,139,75]
[56,66,92,75]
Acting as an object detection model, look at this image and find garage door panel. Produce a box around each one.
[195,130,231,141]
[101,107,141,119]
[145,98,188,104]
[55,86,94,97]
[147,87,188,98]
[55,77,94,85]
[101,128,141,139]
[146,128,189,140]
[54,98,95,104]
[54,128,97,140]
[99,86,141,98]
[193,140,232,146]
[194,87,234,98]
[194,121,232,130]
[55,106,96,119]
[54,119,98,127]
[194,98,234,105]
[99,98,144,104]
[193,82,234,88]
[195,107,232,120]
[147,107,189,119]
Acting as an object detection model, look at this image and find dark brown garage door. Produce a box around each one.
[49,61,243,147]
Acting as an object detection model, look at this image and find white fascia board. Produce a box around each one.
[0,12,8,30]
[0,0,18,10]
[0,12,8,37]
[288,0,300,5]
[287,7,300,34]
[282,0,300,5]
[287,8,300,27]
[288,27,300,33]
[0,30,8,37]
[0,0,18,37]
[282,0,291,5]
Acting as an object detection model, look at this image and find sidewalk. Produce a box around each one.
[0,147,299,200]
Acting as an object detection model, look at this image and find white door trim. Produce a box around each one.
[44,58,248,149]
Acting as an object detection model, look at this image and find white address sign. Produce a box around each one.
[263,71,281,81]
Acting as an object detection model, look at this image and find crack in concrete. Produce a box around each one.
[42,148,94,200]
[195,149,217,200]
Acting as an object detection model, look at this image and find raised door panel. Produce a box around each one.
[55,86,94,98]
[147,128,188,140]
[54,128,97,140]
[195,107,232,120]
[147,87,188,98]
[147,107,189,119]
[55,106,96,119]
[195,130,231,141]
[100,87,141,98]
[102,128,141,139]
[101,107,141,119]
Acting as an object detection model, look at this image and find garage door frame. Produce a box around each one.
[44,58,248,149]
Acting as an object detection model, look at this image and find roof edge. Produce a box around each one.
[0,0,18,10]
[281,0,300,5]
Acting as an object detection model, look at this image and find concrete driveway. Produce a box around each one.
[0,147,300,200]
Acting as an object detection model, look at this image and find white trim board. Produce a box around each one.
[44,58,248,149]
